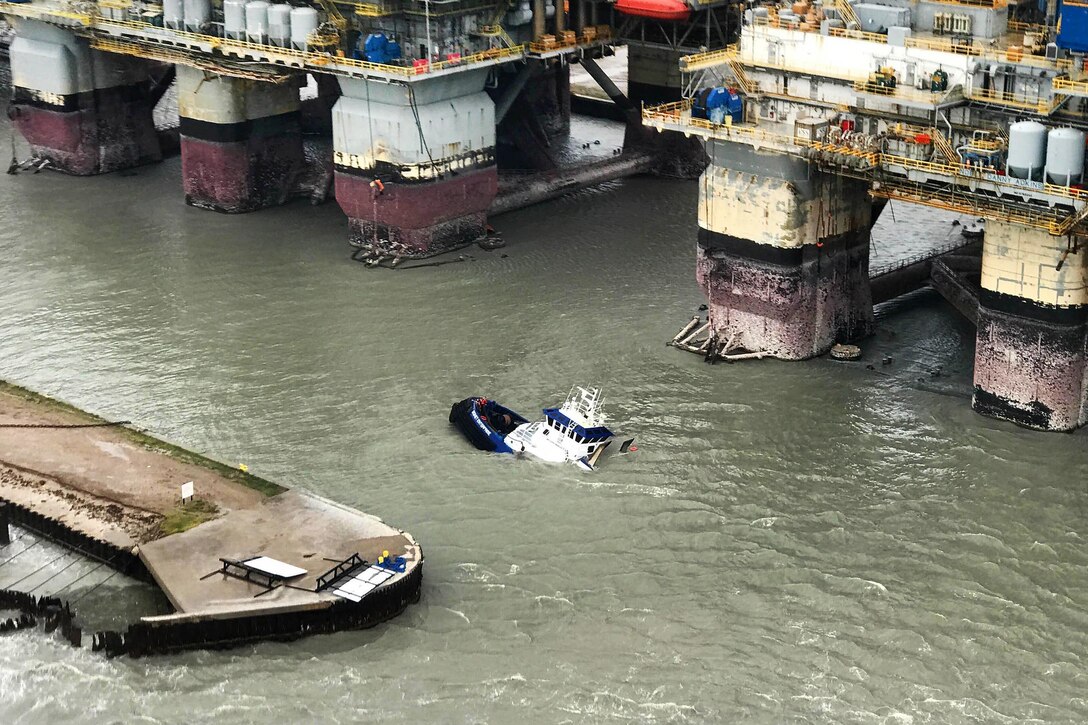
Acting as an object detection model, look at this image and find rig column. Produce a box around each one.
[177,66,303,213]
[694,142,874,359]
[8,19,162,175]
[333,71,498,258]
[972,220,1088,431]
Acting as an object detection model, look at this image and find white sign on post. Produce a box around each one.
[180,481,194,501]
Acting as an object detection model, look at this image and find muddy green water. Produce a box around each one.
[1,70,1088,724]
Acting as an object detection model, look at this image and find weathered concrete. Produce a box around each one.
[334,72,498,258]
[8,19,162,175]
[0,384,265,544]
[972,220,1088,431]
[696,142,873,359]
[0,381,423,653]
[177,66,304,213]
[139,490,418,617]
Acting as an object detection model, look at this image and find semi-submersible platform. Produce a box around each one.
[3,0,1088,433]
[642,0,1088,433]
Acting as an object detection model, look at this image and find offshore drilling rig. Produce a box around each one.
[4,0,1088,433]
[645,0,1088,432]
[0,0,739,250]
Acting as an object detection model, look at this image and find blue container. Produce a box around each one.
[363,33,403,63]
[1058,1,1088,53]
[692,87,743,124]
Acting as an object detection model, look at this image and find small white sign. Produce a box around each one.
[180,481,194,500]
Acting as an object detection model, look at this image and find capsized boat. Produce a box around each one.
[448,386,634,471]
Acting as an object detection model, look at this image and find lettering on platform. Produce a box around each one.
[333,149,495,180]
[334,150,366,168]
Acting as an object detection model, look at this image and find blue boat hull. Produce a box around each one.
[448,397,528,454]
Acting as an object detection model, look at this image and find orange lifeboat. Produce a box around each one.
[614,0,691,21]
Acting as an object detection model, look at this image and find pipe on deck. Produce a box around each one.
[555,0,566,35]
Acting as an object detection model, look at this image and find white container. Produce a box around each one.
[163,0,182,29]
[224,0,246,39]
[1045,127,1085,186]
[1007,120,1047,181]
[183,0,210,32]
[290,6,319,50]
[246,1,271,43]
[268,4,291,46]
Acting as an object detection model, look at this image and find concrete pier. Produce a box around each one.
[0,381,423,655]
[333,72,498,258]
[8,19,162,175]
[972,221,1088,431]
[695,142,873,360]
[178,66,304,213]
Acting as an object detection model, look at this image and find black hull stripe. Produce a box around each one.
[979,288,1088,325]
[698,227,868,267]
[12,84,153,113]
[179,112,301,143]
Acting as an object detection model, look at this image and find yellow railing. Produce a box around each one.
[965,85,1063,114]
[744,8,1075,79]
[0,4,527,77]
[90,35,292,81]
[679,45,737,72]
[833,0,860,28]
[0,1,92,24]
[827,26,890,44]
[869,179,1071,235]
[932,128,959,163]
[925,0,1006,8]
[904,35,981,55]
[1053,76,1088,95]
[1008,20,1048,33]
[642,102,1088,209]
[852,79,949,105]
[353,2,393,16]
[84,15,528,77]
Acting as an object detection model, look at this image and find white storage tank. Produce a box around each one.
[224,0,246,39]
[268,4,291,46]
[1007,120,1047,181]
[164,0,183,28]
[246,1,271,43]
[290,6,319,49]
[183,0,211,32]
[1045,127,1085,186]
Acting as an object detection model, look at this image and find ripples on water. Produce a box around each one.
[1,66,1087,723]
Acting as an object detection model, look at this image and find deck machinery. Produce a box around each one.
[643,0,1088,431]
[0,0,618,252]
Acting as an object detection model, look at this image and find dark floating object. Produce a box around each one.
[830,343,863,361]
[477,233,506,251]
